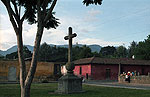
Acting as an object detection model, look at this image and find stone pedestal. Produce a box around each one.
[56,73,83,94]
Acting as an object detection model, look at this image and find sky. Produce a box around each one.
[0,0,150,51]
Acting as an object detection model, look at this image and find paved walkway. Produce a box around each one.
[84,81,150,90]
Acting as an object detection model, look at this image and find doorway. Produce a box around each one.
[106,68,111,80]
[8,66,16,81]
[86,73,88,79]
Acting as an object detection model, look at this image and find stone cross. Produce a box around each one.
[64,27,77,73]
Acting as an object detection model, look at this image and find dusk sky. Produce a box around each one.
[0,0,150,50]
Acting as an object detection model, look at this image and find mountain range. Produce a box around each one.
[0,44,102,56]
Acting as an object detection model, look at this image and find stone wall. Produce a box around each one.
[118,75,150,84]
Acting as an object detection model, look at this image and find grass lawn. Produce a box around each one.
[0,83,150,97]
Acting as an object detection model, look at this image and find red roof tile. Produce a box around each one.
[73,57,150,65]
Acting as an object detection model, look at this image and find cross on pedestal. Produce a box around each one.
[64,27,77,74]
[56,27,83,94]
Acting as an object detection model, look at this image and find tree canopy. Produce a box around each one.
[129,35,150,60]
[38,43,94,62]
[99,46,116,58]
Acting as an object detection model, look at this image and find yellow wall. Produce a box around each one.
[0,60,55,82]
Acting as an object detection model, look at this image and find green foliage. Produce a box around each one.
[72,45,93,60]
[134,35,150,60]
[44,12,60,29]
[38,42,68,62]
[6,51,18,59]
[38,43,99,62]
[78,45,93,59]
[0,54,4,59]
[23,46,32,58]
[115,46,127,58]
[9,0,59,28]
[98,35,150,60]
[99,46,116,58]
[128,41,138,58]
[6,46,32,59]
[83,0,103,6]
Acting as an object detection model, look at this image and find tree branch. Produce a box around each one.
[2,0,19,34]
[41,0,48,18]
[8,3,20,24]
[11,0,19,16]
[19,5,21,17]
[21,11,28,23]
[41,0,49,8]
[37,0,42,24]
[4,0,20,25]
[44,0,57,23]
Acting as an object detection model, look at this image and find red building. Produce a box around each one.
[73,57,150,80]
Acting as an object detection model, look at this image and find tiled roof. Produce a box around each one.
[73,57,150,65]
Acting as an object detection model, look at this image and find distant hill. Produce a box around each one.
[0,45,34,56]
[48,44,101,52]
[87,45,101,52]
[0,50,5,56]
[0,44,101,56]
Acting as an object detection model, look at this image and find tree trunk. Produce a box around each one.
[16,26,27,97]
[17,2,44,96]
[24,17,44,97]
[17,24,44,97]
[20,86,30,97]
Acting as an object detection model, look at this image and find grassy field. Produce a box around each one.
[0,83,150,97]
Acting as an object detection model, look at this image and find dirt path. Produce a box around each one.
[84,81,150,90]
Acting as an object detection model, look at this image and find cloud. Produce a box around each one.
[88,9,101,16]
[83,8,101,22]
[0,43,15,51]
[0,14,13,30]
[0,11,121,51]
[76,38,124,47]
[0,12,104,50]
[41,28,67,45]
[0,28,17,50]
[0,14,17,50]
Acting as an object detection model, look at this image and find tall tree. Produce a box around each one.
[80,45,93,58]
[1,0,103,97]
[39,43,68,62]
[99,46,116,58]
[135,35,150,60]
[128,41,138,58]
[115,46,127,58]
[1,0,59,97]
[38,42,52,61]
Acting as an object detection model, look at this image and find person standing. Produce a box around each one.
[127,72,130,83]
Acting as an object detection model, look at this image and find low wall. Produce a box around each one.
[118,75,150,84]
[0,61,60,82]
